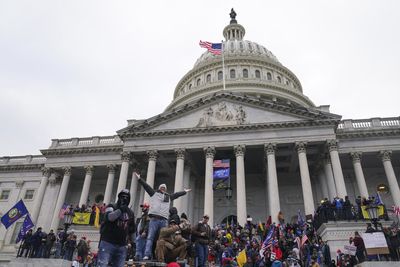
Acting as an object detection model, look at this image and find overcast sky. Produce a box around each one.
[1,1,399,156]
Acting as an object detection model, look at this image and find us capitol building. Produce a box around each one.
[1,11,399,256]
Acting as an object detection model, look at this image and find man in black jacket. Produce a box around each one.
[97,189,135,267]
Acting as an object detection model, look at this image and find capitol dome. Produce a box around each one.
[166,10,315,111]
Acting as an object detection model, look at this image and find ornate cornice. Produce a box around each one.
[0,164,44,172]
[295,141,307,154]
[380,150,392,162]
[350,152,362,163]
[264,143,276,156]
[327,139,338,152]
[337,129,400,139]
[234,145,245,157]
[41,145,123,157]
[175,148,186,160]
[118,92,340,138]
[147,150,158,161]
[204,146,216,159]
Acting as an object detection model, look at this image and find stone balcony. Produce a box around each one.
[337,117,400,131]
[49,135,123,149]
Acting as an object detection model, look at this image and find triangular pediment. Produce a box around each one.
[118,93,341,136]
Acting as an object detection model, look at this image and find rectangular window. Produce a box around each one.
[0,189,11,200]
[24,190,35,200]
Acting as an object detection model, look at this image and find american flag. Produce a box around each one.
[213,159,230,168]
[199,41,222,55]
[259,225,275,257]
[58,203,69,219]
[301,230,309,247]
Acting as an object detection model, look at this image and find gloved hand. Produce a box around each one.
[119,205,130,213]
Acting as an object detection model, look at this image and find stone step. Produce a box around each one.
[5,258,72,267]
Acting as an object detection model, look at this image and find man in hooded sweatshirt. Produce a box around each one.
[135,172,191,260]
[97,189,135,267]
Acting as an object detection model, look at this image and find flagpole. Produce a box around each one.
[222,40,226,91]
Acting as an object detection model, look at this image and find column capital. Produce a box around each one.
[84,165,94,174]
[350,152,362,163]
[41,167,51,177]
[327,139,339,152]
[15,179,24,188]
[107,164,117,173]
[295,141,307,153]
[380,150,392,162]
[234,145,246,157]
[121,151,132,162]
[62,166,72,176]
[146,150,158,161]
[48,173,60,186]
[175,148,186,160]
[264,143,276,156]
[204,146,216,159]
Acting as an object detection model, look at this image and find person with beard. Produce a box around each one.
[97,189,135,267]
[136,172,191,260]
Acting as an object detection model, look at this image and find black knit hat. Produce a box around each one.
[169,214,180,225]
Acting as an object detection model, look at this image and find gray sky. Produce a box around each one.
[1,1,399,156]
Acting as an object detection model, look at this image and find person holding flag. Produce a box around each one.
[17,228,33,258]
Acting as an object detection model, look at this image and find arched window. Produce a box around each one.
[230,69,236,79]
[206,74,211,83]
[267,72,272,80]
[197,79,201,86]
[255,70,261,78]
[286,80,289,86]
[189,84,192,90]
[277,76,281,83]
[243,69,248,78]
[218,71,223,81]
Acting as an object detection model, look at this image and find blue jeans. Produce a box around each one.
[135,235,146,260]
[97,240,127,267]
[144,217,167,258]
[195,242,208,267]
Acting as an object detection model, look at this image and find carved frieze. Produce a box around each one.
[196,102,247,127]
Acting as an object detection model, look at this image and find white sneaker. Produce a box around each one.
[143,256,149,260]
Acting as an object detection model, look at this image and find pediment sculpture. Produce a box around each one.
[196,102,247,127]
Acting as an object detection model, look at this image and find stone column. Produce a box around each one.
[234,145,247,226]
[323,157,337,199]
[104,165,116,205]
[144,150,158,203]
[129,169,139,207]
[318,171,329,200]
[182,165,191,216]
[173,148,185,213]
[350,152,369,198]
[116,152,131,200]
[204,146,216,226]
[296,142,315,215]
[50,167,71,231]
[327,140,347,198]
[380,151,400,207]
[264,143,280,223]
[31,167,51,223]
[79,166,94,207]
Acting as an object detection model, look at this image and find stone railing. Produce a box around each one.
[0,155,46,165]
[337,117,400,131]
[50,135,123,149]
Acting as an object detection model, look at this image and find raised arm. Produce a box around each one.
[170,188,191,201]
[136,172,156,197]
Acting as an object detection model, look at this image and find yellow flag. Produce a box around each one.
[237,249,247,267]
[72,212,91,225]
[362,205,385,219]
[94,207,100,228]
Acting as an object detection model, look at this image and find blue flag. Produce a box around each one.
[1,200,28,229]
[375,192,384,205]
[15,214,34,243]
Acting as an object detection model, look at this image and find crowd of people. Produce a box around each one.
[16,172,400,267]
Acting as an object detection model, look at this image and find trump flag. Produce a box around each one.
[1,200,28,229]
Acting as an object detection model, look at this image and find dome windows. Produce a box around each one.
[277,76,281,83]
[243,69,248,78]
[267,72,272,80]
[206,74,211,83]
[255,70,261,79]
[230,69,236,79]
[197,78,201,86]
[189,84,192,90]
[218,71,223,81]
